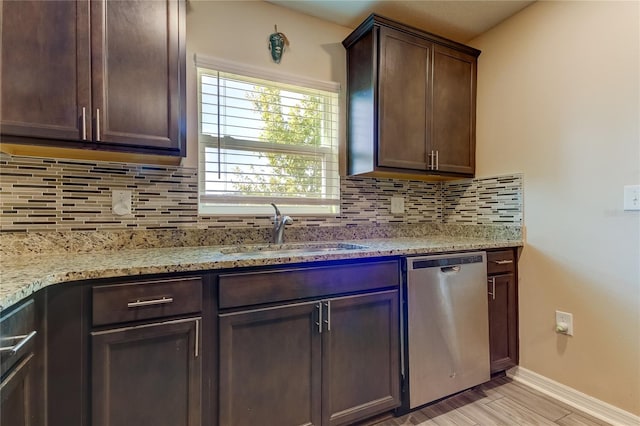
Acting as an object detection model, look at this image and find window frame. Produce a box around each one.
[195,55,341,216]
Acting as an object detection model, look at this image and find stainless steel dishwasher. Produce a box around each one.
[404,252,490,408]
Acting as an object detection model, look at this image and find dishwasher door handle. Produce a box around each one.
[440,266,461,273]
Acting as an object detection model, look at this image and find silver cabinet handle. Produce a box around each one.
[82,107,87,140]
[323,301,331,332]
[491,259,513,265]
[0,331,37,355]
[429,150,435,170]
[127,296,174,308]
[315,302,323,334]
[194,319,199,358]
[96,108,101,141]
[488,277,496,300]
[435,150,439,170]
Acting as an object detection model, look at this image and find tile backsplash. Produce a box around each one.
[0,154,522,233]
[444,175,523,224]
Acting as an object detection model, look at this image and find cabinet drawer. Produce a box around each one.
[487,249,516,275]
[93,277,202,326]
[218,260,400,309]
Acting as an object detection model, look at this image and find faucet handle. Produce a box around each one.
[282,216,293,225]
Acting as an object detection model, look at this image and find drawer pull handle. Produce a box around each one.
[0,331,37,355]
[127,297,174,308]
[491,259,513,265]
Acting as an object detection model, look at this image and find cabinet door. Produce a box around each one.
[0,298,42,426]
[219,302,322,426]
[91,317,201,426]
[322,290,400,426]
[378,27,430,171]
[431,44,477,175]
[91,0,184,152]
[0,354,36,426]
[488,274,519,373]
[0,0,91,141]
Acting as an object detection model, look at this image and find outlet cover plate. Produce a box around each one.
[112,190,132,216]
[391,196,404,214]
[556,310,574,336]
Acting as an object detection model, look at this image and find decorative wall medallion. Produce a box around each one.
[268,25,289,64]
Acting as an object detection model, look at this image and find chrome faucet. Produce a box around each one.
[270,203,293,244]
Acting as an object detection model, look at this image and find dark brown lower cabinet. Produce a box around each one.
[219,302,321,426]
[0,354,36,426]
[0,297,43,426]
[218,290,399,426]
[487,248,519,374]
[322,291,400,426]
[91,317,201,426]
[46,283,88,426]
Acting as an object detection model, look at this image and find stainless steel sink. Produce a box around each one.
[219,242,368,255]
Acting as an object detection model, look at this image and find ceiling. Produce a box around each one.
[265,0,535,42]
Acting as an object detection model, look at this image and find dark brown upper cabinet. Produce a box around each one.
[343,14,480,179]
[0,0,186,158]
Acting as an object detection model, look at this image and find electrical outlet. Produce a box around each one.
[555,310,573,336]
[112,189,132,216]
[391,196,404,214]
[624,185,640,211]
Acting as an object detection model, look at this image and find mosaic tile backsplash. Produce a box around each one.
[444,175,523,224]
[0,154,522,233]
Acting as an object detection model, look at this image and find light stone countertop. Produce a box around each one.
[0,236,522,311]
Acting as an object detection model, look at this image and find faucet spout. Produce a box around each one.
[270,203,281,218]
[270,203,293,244]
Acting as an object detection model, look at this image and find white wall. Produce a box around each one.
[470,1,640,415]
[185,0,352,169]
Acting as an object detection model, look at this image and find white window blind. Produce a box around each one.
[197,66,340,215]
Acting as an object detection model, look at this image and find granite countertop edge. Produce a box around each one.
[0,236,523,311]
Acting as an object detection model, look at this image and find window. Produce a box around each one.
[197,60,340,216]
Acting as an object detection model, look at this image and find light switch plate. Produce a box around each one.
[623,185,640,211]
[391,196,404,214]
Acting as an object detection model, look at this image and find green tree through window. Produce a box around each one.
[233,86,325,197]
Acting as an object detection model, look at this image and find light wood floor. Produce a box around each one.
[373,376,611,426]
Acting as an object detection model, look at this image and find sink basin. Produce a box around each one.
[219,242,368,255]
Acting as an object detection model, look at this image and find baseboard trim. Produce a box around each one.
[507,366,640,426]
